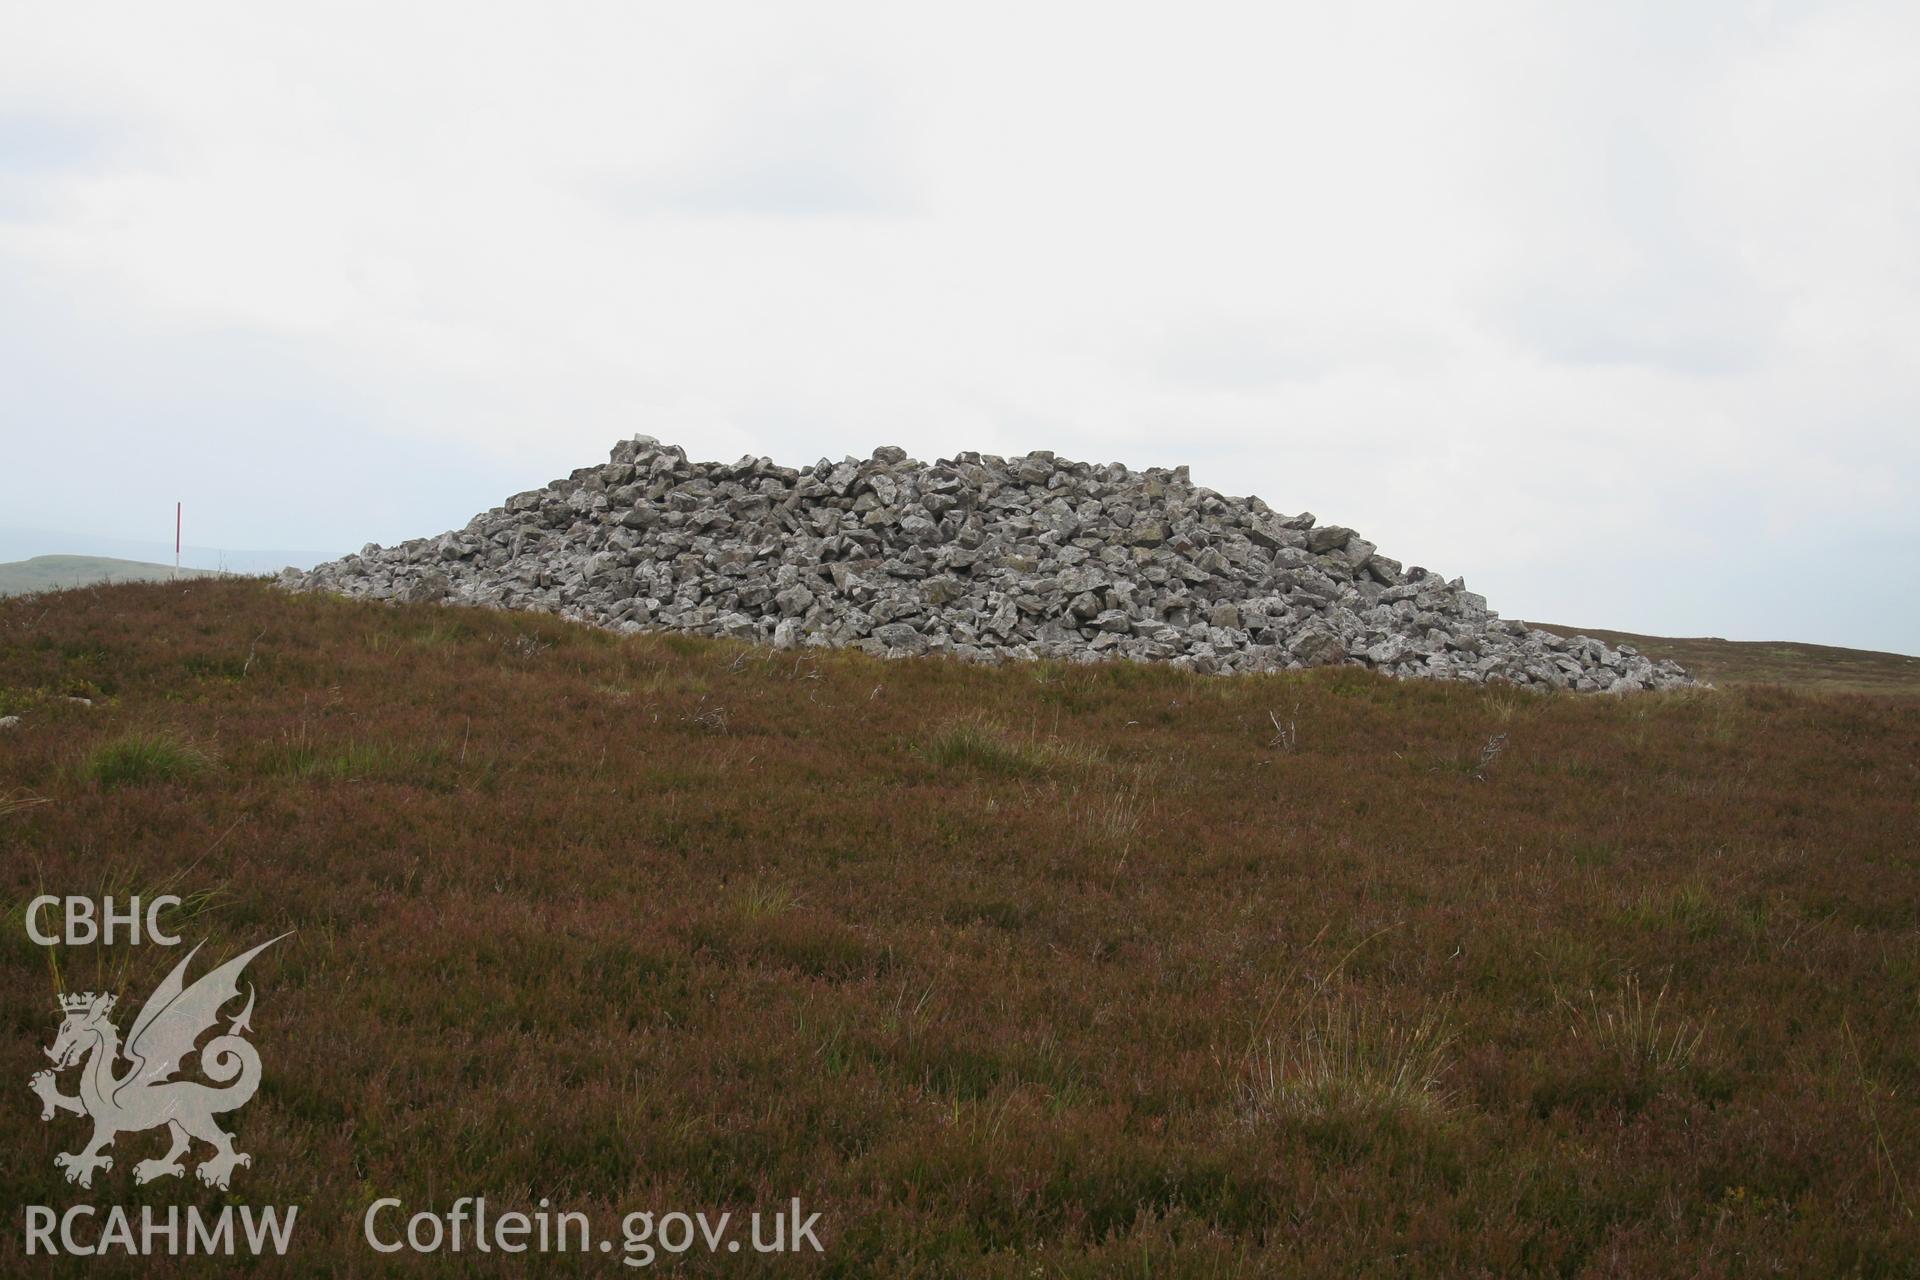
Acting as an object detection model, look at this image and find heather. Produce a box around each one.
[2,578,1916,1276]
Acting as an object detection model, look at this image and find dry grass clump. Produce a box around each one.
[1080,778,1149,852]
[1242,992,1456,1126]
[0,787,52,818]
[1566,976,1710,1077]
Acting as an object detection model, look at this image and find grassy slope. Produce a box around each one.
[2,579,1916,1276]
[1530,621,1920,697]
[0,555,226,596]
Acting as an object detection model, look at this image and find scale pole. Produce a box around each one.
[175,502,181,580]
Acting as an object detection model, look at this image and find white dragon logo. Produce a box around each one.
[30,933,289,1190]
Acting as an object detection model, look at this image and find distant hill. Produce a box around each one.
[0,554,229,596]
[1528,621,1920,696]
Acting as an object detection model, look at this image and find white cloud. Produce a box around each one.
[2,0,1916,650]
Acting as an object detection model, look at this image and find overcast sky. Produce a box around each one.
[3,2,1916,650]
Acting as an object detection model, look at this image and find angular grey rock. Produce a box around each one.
[1014,455,1053,485]
[401,571,451,604]
[1366,554,1404,585]
[1126,521,1168,548]
[1289,629,1346,667]
[1306,525,1353,554]
[1366,636,1411,666]
[873,622,924,650]
[279,438,1696,693]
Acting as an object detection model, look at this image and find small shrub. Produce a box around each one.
[679,699,730,735]
[942,898,1033,931]
[498,632,552,660]
[0,686,42,716]
[744,913,883,981]
[81,729,215,789]
[1430,732,1509,779]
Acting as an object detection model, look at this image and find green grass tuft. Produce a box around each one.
[79,729,215,788]
[255,734,449,783]
[919,715,1102,776]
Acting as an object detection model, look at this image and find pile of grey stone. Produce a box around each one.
[280,438,1694,692]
